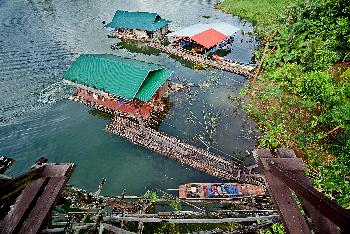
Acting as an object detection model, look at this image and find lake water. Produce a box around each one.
[0,0,257,195]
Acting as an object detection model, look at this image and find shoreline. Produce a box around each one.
[217,0,350,208]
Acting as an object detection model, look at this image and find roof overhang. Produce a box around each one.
[168,22,239,38]
[191,29,228,49]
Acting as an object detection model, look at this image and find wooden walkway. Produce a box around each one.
[149,43,256,77]
[106,116,264,186]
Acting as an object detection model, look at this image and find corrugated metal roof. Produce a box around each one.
[168,22,239,38]
[105,10,171,32]
[191,29,228,49]
[63,54,172,102]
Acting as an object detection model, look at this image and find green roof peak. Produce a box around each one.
[64,54,172,101]
[105,10,171,32]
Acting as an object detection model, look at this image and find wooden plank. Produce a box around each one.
[102,223,137,234]
[19,177,67,234]
[0,166,44,202]
[265,158,306,171]
[41,163,75,177]
[255,149,311,234]
[275,149,340,234]
[0,178,46,234]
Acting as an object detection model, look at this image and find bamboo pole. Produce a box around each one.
[105,215,279,223]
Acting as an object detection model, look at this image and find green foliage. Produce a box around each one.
[262,223,285,234]
[169,201,182,211]
[259,123,285,148]
[313,134,350,207]
[297,71,336,105]
[220,0,350,207]
[150,222,238,233]
[238,87,249,96]
[272,0,350,69]
[314,162,350,208]
[218,0,294,29]
[143,190,159,202]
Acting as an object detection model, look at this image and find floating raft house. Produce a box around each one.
[168,22,239,52]
[64,54,172,119]
[105,10,171,39]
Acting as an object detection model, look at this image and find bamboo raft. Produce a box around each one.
[106,116,264,186]
[149,43,256,77]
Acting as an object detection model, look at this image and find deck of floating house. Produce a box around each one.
[64,54,172,120]
[168,22,239,54]
[105,10,171,40]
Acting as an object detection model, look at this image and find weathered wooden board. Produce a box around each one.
[0,163,75,234]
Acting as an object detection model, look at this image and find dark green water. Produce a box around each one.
[0,0,257,195]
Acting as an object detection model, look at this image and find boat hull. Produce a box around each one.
[178,183,265,200]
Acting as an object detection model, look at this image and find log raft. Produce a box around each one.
[106,116,264,186]
[149,43,256,77]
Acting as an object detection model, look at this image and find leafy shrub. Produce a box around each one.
[297,71,335,106]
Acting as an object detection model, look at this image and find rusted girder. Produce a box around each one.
[267,159,350,231]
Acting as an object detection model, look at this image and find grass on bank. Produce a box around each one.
[218,0,294,29]
[219,0,350,208]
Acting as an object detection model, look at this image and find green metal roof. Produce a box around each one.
[105,10,171,32]
[63,54,172,101]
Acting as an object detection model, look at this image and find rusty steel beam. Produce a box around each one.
[267,159,350,231]
[256,149,311,234]
[275,148,340,234]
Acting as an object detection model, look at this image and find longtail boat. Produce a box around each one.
[178,183,265,200]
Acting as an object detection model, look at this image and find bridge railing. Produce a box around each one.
[254,148,350,234]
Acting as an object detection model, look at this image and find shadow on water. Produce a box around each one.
[88,109,113,121]
[169,54,208,70]
[113,39,208,70]
[112,40,161,56]
[211,48,232,57]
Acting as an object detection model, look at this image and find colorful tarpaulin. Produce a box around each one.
[64,54,172,102]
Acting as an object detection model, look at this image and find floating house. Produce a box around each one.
[64,54,172,120]
[105,10,171,40]
[168,23,239,54]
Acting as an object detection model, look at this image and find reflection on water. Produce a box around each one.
[0,0,257,195]
[113,40,162,56]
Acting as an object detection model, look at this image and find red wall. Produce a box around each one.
[75,88,157,120]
